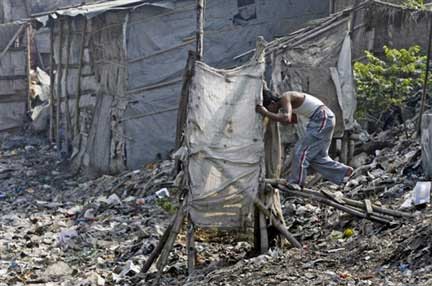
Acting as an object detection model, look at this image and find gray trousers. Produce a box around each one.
[288,106,349,186]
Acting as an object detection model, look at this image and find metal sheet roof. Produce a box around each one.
[35,0,174,24]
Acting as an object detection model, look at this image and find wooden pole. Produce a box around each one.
[64,18,73,155]
[26,23,32,119]
[175,51,196,148]
[258,185,269,253]
[153,202,186,285]
[49,25,55,143]
[418,15,432,137]
[56,19,65,150]
[265,179,414,219]
[253,197,302,249]
[186,214,196,274]
[74,17,87,137]
[141,209,178,273]
[196,0,204,61]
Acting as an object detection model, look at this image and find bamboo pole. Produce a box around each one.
[64,18,73,155]
[49,25,55,143]
[74,17,87,137]
[56,19,65,150]
[418,15,432,137]
[196,0,204,61]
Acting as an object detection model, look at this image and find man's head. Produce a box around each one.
[263,87,281,112]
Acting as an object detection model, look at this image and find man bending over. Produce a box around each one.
[256,89,353,187]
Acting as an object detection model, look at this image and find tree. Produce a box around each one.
[354,45,430,126]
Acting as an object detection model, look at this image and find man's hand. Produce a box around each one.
[256,105,268,116]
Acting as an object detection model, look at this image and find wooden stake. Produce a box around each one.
[153,201,186,285]
[64,18,73,155]
[418,15,432,137]
[253,203,261,254]
[49,25,55,143]
[254,197,302,249]
[186,214,196,274]
[196,0,204,61]
[74,17,87,137]
[141,214,176,273]
[56,19,65,150]
[258,185,269,253]
[175,51,196,148]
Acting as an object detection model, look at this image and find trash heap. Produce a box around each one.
[0,118,431,285]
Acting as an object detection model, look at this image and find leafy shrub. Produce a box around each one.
[354,45,429,124]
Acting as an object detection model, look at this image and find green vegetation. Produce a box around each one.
[402,0,425,9]
[354,45,429,123]
[156,198,176,214]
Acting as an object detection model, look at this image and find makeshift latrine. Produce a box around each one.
[143,43,302,284]
[247,11,358,165]
[0,22,29,131]
[37,0,330,175]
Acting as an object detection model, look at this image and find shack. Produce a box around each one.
[37,0,330,175]
[262,0,432,166]
[0,23,29,132]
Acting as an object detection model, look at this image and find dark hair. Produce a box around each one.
[263,88,280,107]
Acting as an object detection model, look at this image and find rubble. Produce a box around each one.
[1,120,432,286]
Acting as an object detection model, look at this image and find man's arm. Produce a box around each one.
[255,96,292,124]
[280,94,292,123]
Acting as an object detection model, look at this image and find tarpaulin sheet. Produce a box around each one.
[123,0,329,169]
[186,58,265,229]
[271,19,352,138]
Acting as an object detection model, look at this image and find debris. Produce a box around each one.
[120,261,140,277]
[44,261,73,277]
[413,182,431,206]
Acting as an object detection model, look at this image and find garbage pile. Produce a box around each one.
[0,118,432,285]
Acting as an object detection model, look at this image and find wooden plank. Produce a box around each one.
[75,18,87,137]
[196,0,204,61]
[63,18,73,155]
[49,25,55,143]
[0,75,27,80]
[56,19,65,149]
[321,189,345,205]
[364,199,373,215]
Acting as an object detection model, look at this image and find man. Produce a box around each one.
[256,89,353,187]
